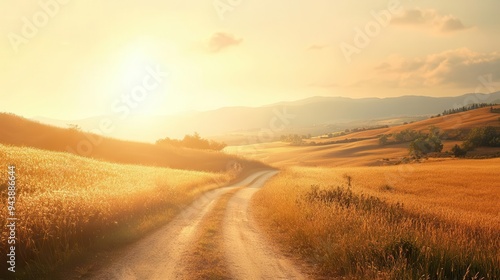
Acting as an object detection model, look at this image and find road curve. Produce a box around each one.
[89,170,305,280]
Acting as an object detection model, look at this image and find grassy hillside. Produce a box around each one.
[0,113,264,172]
[0,144,236,279]
[0,112,267,278]
[253,161,500,279]
[316,106,500,143]
[227,106,500,167]
[246,106,500,279]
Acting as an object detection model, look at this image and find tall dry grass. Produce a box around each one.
[254,160,500,279]
[0,144,233,278]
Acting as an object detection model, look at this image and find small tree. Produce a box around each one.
[209,140,227,151]
[409,138,426,157]
[157,132,226,151]
[451,144,467,157]
[67,123,82,132]
[429,126,440,137]
[379,134,388,145]
[409,136,443,157]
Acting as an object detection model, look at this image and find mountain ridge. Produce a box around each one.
[27,92,500,142]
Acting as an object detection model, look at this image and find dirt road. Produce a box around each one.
[89,170,306,280]
[223,171,305,279]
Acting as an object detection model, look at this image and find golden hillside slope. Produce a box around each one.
[0,143,234,278]
[0,113,265,172]
[227,106,500,167]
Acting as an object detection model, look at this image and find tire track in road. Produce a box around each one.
[223,171,306,279]
[88,171,270,280]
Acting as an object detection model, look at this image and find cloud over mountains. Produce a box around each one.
[368,48,500,88]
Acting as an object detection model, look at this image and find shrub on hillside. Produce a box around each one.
[156,132,227,151]
[379,134,388,145]
[409,137,443,157]
[408,127,443,157]
[463,126,500,151]
[451,144,467,157]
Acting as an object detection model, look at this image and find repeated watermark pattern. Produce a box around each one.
[4,3,499,276]
[66,65,169,157]
[8,0,72,54]
[340,0,403,63]
[234,107,296,158]
[213,0,243,20]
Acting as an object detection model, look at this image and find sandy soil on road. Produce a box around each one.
[223,171,306,279]
[88,170,306,280]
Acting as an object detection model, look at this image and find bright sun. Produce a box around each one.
[110,43,175,116]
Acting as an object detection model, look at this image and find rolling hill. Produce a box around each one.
[0,113,264,172]
[226,106,500,167]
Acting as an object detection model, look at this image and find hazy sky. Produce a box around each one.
[1,1,500,119]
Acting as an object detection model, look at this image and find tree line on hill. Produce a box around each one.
[378,129,427,146]
[378,126,443,157]
[156,132,227,151]
[379,126,500,158]
[441,103,497,116]
[280,125,390,146]
[280,134,312,145]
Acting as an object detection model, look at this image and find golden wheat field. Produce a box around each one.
[0,144,233,277]
[253,160,500,279]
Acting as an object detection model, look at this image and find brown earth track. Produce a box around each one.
[88,170,307,279]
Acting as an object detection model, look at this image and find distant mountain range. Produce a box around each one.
[33,92,500,143]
